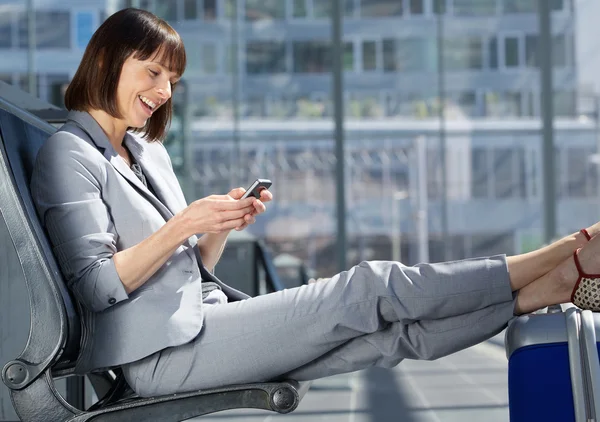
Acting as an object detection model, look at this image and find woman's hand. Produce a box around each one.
[228,187,273,231]
[181,194,257,235]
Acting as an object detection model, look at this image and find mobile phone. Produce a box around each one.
[241,179,272,199]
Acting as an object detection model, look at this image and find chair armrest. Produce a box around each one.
[68,380,312,422]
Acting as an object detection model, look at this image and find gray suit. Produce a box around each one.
[31,110,247,373]
[32,110,516,395]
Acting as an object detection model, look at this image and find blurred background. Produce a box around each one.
[2,0,600,279]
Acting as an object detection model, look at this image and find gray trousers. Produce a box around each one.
[122,256,516,397]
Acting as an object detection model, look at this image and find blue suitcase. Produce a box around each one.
[506,305,600,422]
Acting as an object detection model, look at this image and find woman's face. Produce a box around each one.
[115,52,180,128]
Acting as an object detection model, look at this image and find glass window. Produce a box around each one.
[553,34,567,68]
[360,0,402,17]
[0,11,12,48]
[485,92,522,117]
[293,41,331,73]
[246,0,285,20]
[383,39,396,71]
[503,0,535,14]
[384,38,437,72]
[75,11,95,50]
[313,1,332,18]
[489,37,498,69]
[525,34,538,67]
[202,43,217,73]
[453,0,497,16]
[433,0,446,14]
[362,41,377,71]
[184,0,198,20]
[409,0,424,14]
[566,147,596,198]
[154,0,178,20]
[552,0,564,10]
[471,148,489,198]
[24,11,71,49]
[224,44,234,73]
[246,42,286,74]
[17,13,27,49]
[493,148,526,198]
[554,90,575,116]
[344,0,356,17]
[444,37,483,70]
[203,0,217,20]
[504,37,519,67]
[292,0,307,18]
[224,0,236,18]
[344,42,354,71]
[453,91,477,117]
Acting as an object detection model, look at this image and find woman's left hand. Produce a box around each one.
[228,187,273,231]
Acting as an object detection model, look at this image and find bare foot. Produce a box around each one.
[586,221,600,239]
[514,254,579,315]
[515,234,600,314]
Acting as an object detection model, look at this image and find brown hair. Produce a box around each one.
[65,8,186,142]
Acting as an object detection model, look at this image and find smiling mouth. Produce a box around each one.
[138,95,157,113]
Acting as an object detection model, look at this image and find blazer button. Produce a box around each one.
[108,298,116,305]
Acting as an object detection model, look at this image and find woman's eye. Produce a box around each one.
[149,69,159,77]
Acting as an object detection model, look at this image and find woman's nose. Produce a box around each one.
[157,81,171,101]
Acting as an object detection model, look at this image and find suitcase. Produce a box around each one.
[505,304,600,422]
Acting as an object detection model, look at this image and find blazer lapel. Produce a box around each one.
[107,151,175,220]
[66,111,174,222]
[124,134,181,217]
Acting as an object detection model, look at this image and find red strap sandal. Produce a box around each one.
[571,247,600,311]
[581,228,592,241]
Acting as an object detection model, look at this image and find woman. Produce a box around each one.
[30,8,600,397]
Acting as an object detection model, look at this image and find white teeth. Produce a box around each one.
[139,95,156,110]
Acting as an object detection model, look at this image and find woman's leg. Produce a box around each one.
[514,228,600,314]
[285,302,513,381]
[123,255,515,396]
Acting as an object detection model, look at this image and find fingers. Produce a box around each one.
[220,205,255,221]
[211,216,248,233]
[252,199,266,215]
[213,196,255,210]
[259,189,273,202]
[228,187,246,200]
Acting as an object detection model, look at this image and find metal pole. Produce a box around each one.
[231,0,242,186]
[596,96,600,213]
[538,0,556,243]
[27,0,36,97]
[416,136,430,263]
[180,80,195,200]
[392,191,407,262]
[436,9,449,260]
[332,0,346,271]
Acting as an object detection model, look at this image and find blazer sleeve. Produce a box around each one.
[31,134,129,312]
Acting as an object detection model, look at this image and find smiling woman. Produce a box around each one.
[64,8,186,142]
[29,6,600,402]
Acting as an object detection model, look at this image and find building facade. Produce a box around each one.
[0,0,580,119]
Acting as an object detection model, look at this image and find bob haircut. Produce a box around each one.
[65,8,186,142]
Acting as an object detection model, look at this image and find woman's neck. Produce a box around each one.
[87,109,128,150]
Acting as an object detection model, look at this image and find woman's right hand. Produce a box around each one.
[179,194,257,235]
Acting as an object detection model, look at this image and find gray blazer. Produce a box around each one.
[31,110,249,373]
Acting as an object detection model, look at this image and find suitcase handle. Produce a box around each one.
[565,307,588,422]
[580,310,600,421]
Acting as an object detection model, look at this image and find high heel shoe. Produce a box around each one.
[571,247,600,311]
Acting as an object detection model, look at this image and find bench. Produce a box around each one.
[0,95,310,421]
